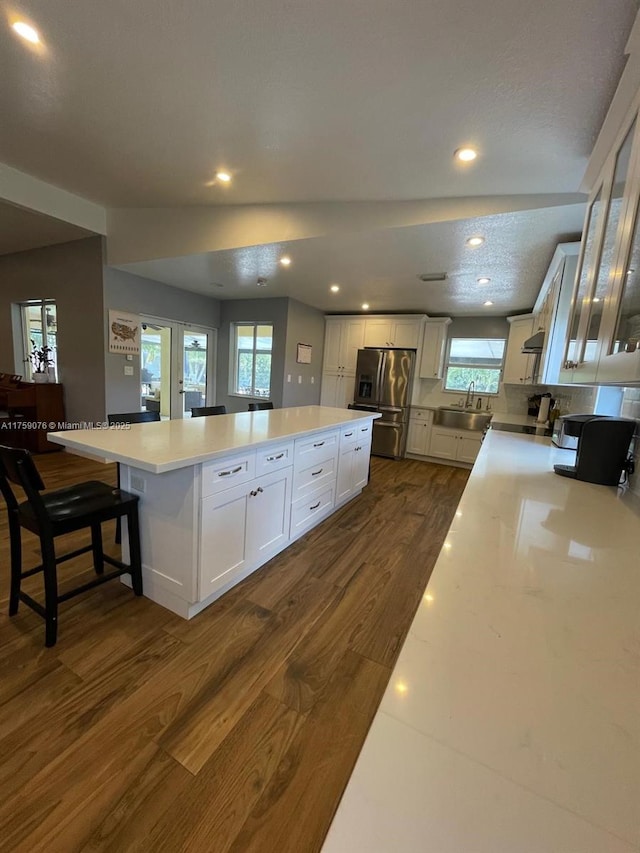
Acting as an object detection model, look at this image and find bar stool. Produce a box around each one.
[0,445,143,647]
[248,402,274,411]
[191,405,226,417]
[107,411,160,543]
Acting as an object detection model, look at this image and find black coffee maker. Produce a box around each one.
[553,416,635,486]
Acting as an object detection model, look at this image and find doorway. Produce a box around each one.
[140,317,216,418]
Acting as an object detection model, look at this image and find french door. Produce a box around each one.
[140,317,216,419]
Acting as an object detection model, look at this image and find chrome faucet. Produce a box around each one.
[465,381,475,409]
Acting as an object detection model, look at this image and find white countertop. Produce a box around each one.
[48,406,379,473]
[324,430,640,852]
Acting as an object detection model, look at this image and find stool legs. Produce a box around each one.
[126,506,143,596]
[8,511,21,616]
[41,534,58,648]
[91,523,104,575]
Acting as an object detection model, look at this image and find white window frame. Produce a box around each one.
[20,299,57,380]
[230,322,274,399]
[443,337,506,396]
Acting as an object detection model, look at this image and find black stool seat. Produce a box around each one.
[18,481,138,532]
[0,445,143,647]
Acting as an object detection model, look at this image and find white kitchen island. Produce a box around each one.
[48,406,378,618]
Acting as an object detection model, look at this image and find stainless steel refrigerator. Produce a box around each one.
[351,348,416,460]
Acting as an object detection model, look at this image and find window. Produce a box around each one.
[20,300,58,380]
[444,338,505,394]
[233,323,273,397]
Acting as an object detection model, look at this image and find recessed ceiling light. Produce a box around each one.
[215,171,231,183]
[466,236,485,247]
[455,147,477,163]
[592,297,601,303]
[477,277,491,285]
[362,303,370,310]
[280,256,291,267]
[330,284,340,293]
[12,21,40,43]
[484,300,493,306]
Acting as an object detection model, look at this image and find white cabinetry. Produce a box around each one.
[199,464,292,599]
[323,318,366,372]
[428,427,483,464]
[419,318,451,379]
[406,408,433,456]
[363,316,423,349]
[533,243,579,385]
[503,315,536,384]
[319,372,355,409]
[336,423,372,503]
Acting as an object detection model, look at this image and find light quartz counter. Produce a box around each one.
[324,429,640,852]
[49,406,378,620]
[47,405,379,473]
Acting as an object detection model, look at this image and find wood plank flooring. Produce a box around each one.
[0,451,469,853]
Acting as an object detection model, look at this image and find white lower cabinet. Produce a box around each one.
[406,409,433,455]
[336,437,371,503]
[429,426,483,464]
[199,465,292,599]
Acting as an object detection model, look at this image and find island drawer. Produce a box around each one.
[201,451,256,497]
[291,453,337,502]
[290,483,335,539]
[294,429,339,468]
[255,441,294,475]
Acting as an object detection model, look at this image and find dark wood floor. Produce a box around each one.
[0,451,469,853]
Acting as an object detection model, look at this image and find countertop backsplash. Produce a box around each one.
[412,379,597,416]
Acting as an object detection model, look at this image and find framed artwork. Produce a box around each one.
[109,310,141,354]
[296,343,312,364]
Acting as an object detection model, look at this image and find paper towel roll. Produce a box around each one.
[537,396,551,423]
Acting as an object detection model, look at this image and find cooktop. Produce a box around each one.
[490,422,553,437]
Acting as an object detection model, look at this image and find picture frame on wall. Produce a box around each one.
[296,343,312,364]
[109,310,141,354]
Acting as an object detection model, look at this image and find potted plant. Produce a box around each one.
[29,340,55,383]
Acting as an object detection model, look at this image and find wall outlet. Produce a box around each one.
[124,365,134,376]
[131,475,146,493]
[311,376,315,384]
[126,354,133,361]
[298,375,302,384]
[287,374,291,382]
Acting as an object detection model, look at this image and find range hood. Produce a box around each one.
[521,330,545,353]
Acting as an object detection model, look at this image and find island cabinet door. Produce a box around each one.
[336,444,356,503]
[245,467,293,563]
[199,481,250,598]
[352,438,372,491]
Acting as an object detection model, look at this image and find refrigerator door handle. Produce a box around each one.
[375,351,386,403]
[378,405,403,414]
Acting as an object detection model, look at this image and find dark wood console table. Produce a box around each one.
[0,377,65,453]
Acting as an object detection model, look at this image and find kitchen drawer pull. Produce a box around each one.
[311,468,323,476]
[218,465,243,477]
[309,500,321,511]
[313,441,325,447]
[266,452,285,461]
[360,427,369,432]
[344,432,353,437]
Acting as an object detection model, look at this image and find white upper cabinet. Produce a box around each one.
[323,318,366,373]
[503,315,536,384]
[533,242,579,385]
[362,316,424,349]
[418,318,451,379]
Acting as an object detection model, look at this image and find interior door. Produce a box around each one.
[140,318,216,419]
[180,326,215,417]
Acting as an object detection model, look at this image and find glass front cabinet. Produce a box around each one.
[560,96,640,385]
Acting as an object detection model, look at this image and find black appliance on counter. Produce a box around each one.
[553,415,635,486]
[352,348,415,460]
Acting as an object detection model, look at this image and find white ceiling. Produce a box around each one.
[118,204,585,314]
[0,200,93,255]
[1,0,637,314]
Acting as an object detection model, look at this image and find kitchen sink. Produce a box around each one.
[434,407,493,432]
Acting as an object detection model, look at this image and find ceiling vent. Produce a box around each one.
[256,277,268,287]
[418,272,448,282]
